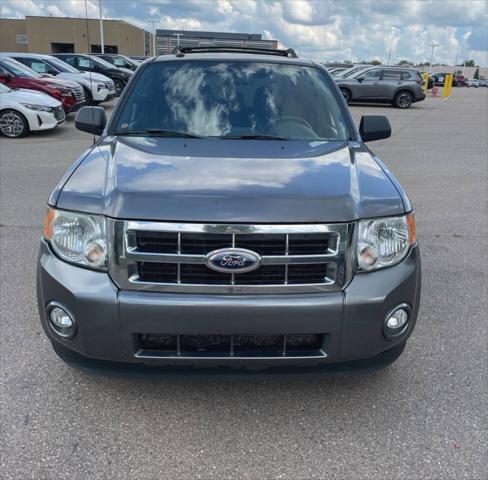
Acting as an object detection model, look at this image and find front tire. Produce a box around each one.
[340,88,351,104]
[83,87,94,106]
[0,109,29,138]
[114,79,124,96]
[394,91,413,109]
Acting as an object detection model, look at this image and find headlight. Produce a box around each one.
[21,103,52,112]
[356,213,416,271]
[43,208,107,270]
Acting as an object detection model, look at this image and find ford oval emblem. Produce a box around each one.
[206,248,261,274]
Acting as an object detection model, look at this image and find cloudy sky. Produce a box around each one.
[1,0,487,65]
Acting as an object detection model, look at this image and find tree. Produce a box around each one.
[464,59,476,67]
[474,68,480,79]
[398,59,410,65]
[370,60,381,65]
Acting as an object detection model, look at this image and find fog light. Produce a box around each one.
[48,304,76,338]
[384,305,410,338]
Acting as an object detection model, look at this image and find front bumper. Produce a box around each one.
[415,91,427,102]
[27,111,63,131]
[93,88,116,102]
[37,240,421,374]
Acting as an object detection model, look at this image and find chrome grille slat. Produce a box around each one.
[109,220,352,294]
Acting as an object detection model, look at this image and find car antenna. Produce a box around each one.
[84,0,96,145]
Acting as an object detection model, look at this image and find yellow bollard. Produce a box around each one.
[422,72,429,93]
[442,74,453,98]
[442,75,447,97]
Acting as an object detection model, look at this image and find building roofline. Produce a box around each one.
[155,28,265,41]
[11,15,151,34]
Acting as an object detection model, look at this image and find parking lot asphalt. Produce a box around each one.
[1,89,487,480]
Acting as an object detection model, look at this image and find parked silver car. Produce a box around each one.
[336,67,426,108]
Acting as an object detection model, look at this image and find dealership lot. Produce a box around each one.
[0,89,486,479]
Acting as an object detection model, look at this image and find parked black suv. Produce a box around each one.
[336,67,426,108]
[52,53,132,96]
[38,47,420,376]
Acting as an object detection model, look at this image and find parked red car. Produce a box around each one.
[0,57,85,113]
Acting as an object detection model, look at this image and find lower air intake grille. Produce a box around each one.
[52,106,66,122]
[137,333,326,358]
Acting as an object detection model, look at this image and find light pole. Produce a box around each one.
[98,0,104,54]
[147,20,159,56]
[173,33,183,51]
[387,48,392,66]
[429,42,439,73]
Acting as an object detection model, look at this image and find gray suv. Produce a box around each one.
[337,67,426,108]
[37,47,421,377]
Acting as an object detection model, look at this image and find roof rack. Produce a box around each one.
[174,46,298,58]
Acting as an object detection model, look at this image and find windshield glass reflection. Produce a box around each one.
[115,61,348,141]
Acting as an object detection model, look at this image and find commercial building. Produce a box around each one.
[155,29,277,55]
[0,16,152,56]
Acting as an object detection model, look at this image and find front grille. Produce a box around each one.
[136,262,329,285]
[134,232,334,256]
[52,106,65,123]
[72,86,85,102]
[111,221,351,293]
[137,333,326,358]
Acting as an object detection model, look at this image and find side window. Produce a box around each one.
[62,56,75,66]
[362,69,381,80]
[382,70,402,80]
[401,71,413,80]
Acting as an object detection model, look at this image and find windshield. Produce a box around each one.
[0,58,41,78]
[46,56,80,73]
[91,56,115,69]
[340,67,371,79]
[108,56,132,67]
[114,61,349,141]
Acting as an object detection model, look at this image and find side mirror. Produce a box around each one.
[75,106,106,136]
[356,77,364,82]
[359,115,391,142]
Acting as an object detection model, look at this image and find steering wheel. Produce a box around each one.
[262,116,315,135]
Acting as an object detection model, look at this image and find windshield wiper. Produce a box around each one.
[113,129,204,138]
[217,134,289,140]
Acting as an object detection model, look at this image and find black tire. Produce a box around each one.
[83,87,94,106]
[114,79,125,96]
[340,88,351,104]
[0,109,29,138]
[394,91,413,109]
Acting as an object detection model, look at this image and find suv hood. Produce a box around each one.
[55,137,405,223]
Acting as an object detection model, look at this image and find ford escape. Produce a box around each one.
[37,47,421,376]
